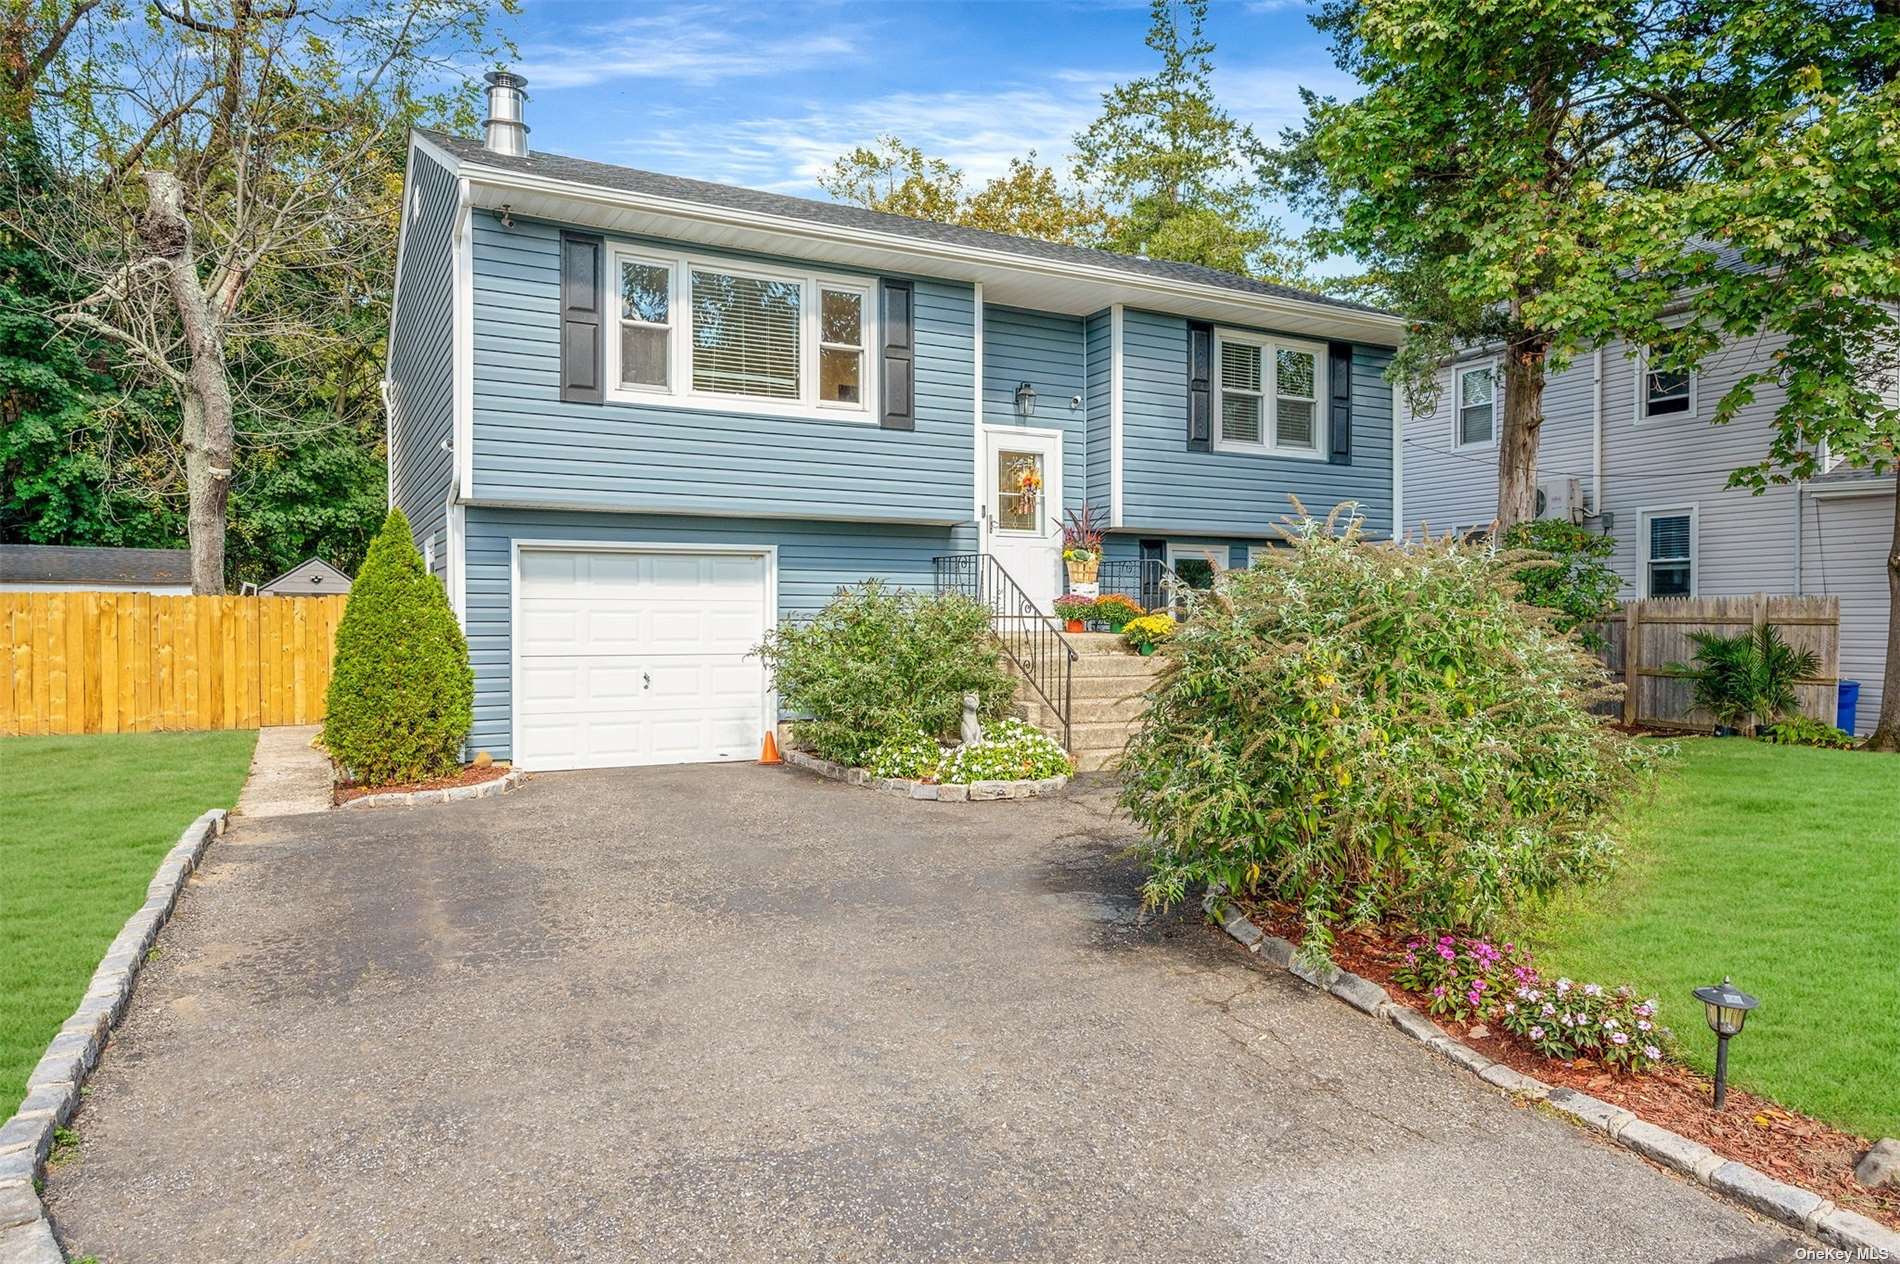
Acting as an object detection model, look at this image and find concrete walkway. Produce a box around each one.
[44,767,1806,1262]
[232,724,330,818]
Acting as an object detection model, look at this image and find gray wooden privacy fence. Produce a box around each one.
[1591,595,1840,730]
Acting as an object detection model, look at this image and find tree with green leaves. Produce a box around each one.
[819,137,1108,247]
[1283,0,1828,531]
[1074,0,1308,284]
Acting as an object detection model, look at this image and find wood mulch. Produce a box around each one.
[1237,899,1899,1229]
[332,761,512,805]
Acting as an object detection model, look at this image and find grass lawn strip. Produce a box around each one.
[0,731,257,1119]
[1520,739,1899,1142]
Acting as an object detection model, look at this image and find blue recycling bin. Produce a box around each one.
[1837,680,1860,736]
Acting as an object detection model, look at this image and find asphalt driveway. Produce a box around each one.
[45,766,1804,1262]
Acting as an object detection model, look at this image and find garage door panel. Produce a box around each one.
[513,548,771,771]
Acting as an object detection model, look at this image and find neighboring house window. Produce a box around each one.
[1214,332,1325,458]
[603,247,875,418]
[1639,350,1695,420]
[1455,363,1496,447]
[616,254,672,391]
[1643,510,1695,597]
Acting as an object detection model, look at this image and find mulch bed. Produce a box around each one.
[1237,898,1900,1229]
[333,761,512,805]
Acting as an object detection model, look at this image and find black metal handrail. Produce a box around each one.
[1097,557,1191,615]
[932,553,1076,750]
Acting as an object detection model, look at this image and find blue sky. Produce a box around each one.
[500,1,1355,237]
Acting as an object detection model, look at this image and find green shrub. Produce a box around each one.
[938,718,1072,783]
[1760,715,1856,748]
[1120,513,1657,958]
[753,581,1016,766]
[1676,624,1818,735]
[866,727,944,779]
[1500,521,1621,650]
[322,508,473,785]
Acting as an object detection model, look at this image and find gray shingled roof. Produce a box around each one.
[0,544,192,584]
[1809,463,1896,487]
[423,130,1395,319]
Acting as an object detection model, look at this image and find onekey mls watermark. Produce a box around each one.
[1795,1246,1893,1262]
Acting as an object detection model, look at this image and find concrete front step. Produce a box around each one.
[1021,695,1147,727]
[1062,630,1143,655]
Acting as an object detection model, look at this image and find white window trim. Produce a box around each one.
[1452,359,1500,450]
[1637,504,1698,598]
[603,244,878,423]
[1633,346,1697,424]
[1245,543,1286,566]
[1212,329,1328,461]
[1166,541,1229,578]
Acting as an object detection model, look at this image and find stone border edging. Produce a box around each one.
[781,748,1067,802]
[335,768,525,809]
[1204,893,1900,1259]
[0,808,229,1264]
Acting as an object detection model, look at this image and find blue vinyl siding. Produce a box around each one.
[1084,310,1112,520]
[462,506,955,758]
[981,304,1086,517]
[469,214,974,525]
[1118,309,1396,539]
[386,148,459,575]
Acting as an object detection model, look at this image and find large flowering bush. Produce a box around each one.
[1120,509,1657,956]
[1393,933,1667,1072]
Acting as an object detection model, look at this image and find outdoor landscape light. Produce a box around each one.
[1014,381,1037,417]
[1692,976,1759,1109]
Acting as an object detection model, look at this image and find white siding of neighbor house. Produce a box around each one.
[1802,486,1894,734]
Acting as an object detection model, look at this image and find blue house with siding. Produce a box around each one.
[385,73,1406,773]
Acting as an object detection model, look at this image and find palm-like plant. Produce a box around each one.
[1679,625,1819,735]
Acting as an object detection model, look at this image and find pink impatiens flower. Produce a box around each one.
[1529,1026,1545,1040]
[1610,1032,1629,1046]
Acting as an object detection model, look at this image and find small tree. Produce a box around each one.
[1500,521,1622,650]
[323,508,472,786]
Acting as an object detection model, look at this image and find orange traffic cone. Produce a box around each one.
[759,730,782,764]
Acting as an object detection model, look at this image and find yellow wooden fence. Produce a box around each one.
[0,593,349,736]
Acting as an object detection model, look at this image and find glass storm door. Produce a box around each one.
[982,428,1062,613]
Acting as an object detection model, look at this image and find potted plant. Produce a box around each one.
[1674,624,1818,737]
[1061,504,1104,586]
[1053,593,1096,633]
[1122,614,1175,656]
[1092,593,1143,633]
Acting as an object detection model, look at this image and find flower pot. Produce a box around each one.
[1064,556,1100,585]
[1064,619,1084,633]
[1137,642,1156,656]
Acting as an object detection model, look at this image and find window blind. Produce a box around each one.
[691,270,801,400]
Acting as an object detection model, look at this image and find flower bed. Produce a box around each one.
[334,761,521,808]
[1238,898,1900,1230]
[782,746,1067,802]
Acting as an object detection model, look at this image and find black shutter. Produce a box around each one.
[559,231,603,403]
[1186,320,1212,451]
[880,279,914,430]
[1328,341,1353,464]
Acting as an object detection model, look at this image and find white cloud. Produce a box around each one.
[512,4,860,89]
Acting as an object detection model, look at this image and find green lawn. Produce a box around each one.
[0,730,257,1118]
[1518,738,1900,1140]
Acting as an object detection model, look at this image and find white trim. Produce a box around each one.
[1110,304,1124,529]
[1452,360,1499,450]
[507,539,779,772]
[1210,328,1328,461]
[454,188,475,500]
[1633,346,1697,424]
[1636,504,1698,598]
[1165,540,1229,584]
[971,283,985,523]
[380,378,395,510]
[460,494,966,527]
[1391,379,1404,542]
[598,241,878,423]
[447,148,1409,344]
[1809,478,1897,500]
[1591,346,1605,513]
[446,497,466,623]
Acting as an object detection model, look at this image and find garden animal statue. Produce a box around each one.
[961,692,983,745]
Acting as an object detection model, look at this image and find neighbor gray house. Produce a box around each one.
[383,72,1406,773]
[1400,331,1895,734]
[0,544,192,595]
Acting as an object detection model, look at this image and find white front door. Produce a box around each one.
[513,546,772,771]
[982,428,1063,613]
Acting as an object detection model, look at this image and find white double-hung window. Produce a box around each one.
[606,246,875,419]
[1213,331,1325,458]
[1455,363,1497,447]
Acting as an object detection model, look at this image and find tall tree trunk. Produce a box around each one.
[1864,484,1900,751]
[1495,338,1548,530]
[140,169,234,594]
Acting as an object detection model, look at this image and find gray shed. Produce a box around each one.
[259,557,353,596]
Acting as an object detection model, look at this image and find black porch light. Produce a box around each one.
[1691,976,1759,1109]
[1014,381,1037,418]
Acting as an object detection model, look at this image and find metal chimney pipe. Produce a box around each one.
[482,70,529,158]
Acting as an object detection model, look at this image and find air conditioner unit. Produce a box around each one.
[1535,477,1585,524]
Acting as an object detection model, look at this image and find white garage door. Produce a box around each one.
[514,547,771,771]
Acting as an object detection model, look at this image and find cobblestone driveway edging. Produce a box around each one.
[1205,893,1900,1260]
[782,748,1067,802]
[336,768,526,809]
[0,809,228,1264]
